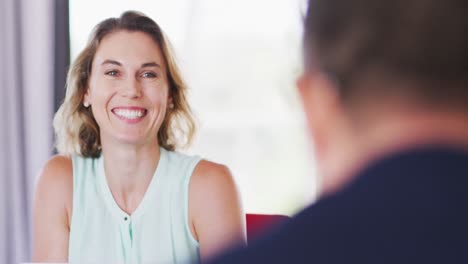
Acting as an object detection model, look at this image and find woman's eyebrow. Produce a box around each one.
[141,62,161,68]
[101,59,122,66]
[100,60,160,68]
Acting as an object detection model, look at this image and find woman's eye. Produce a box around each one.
[105,70,119,77]
[142,72,157,78]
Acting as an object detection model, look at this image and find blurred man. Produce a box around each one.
[209,0,468,263]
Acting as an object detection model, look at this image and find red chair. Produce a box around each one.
[245,213,290,242]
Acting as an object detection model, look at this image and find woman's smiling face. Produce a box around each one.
[85,30,170,147]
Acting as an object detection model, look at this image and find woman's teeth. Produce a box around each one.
[113,109,146,119]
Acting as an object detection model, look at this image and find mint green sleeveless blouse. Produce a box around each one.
[68,148,202,264]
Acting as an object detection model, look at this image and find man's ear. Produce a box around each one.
[297,72,341,158]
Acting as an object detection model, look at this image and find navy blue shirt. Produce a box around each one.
[209,146,468,263]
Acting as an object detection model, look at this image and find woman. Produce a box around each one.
[33,11,246,264]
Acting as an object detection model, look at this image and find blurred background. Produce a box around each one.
[0,0,314,262]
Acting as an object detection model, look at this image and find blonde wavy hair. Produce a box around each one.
[54,11,196,157]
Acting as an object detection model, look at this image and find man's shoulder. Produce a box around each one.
[208,146,468,264]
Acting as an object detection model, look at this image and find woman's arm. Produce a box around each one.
[32,155,73,262]
[189,160,247,261]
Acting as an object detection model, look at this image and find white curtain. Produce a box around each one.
[0,0,54,263]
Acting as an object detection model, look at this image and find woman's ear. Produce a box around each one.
[83,87,91,107]
[167,96,174,110]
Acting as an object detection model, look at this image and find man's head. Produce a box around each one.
[298,0,468,194]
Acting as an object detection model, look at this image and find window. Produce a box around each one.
[70,0,315,215]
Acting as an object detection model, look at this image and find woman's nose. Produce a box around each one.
[121,77,142,98]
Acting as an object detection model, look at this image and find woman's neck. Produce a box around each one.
[100,137,161,213]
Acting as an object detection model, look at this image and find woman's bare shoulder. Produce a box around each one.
[192,160,232,182]
[190,159,241,217]
[189,160,246,259]
[35,155,73,213]
[33,155,73,261]
[37,155,73,186]
[190,159,238,197]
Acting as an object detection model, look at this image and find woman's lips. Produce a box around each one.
[111,107,148,123]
